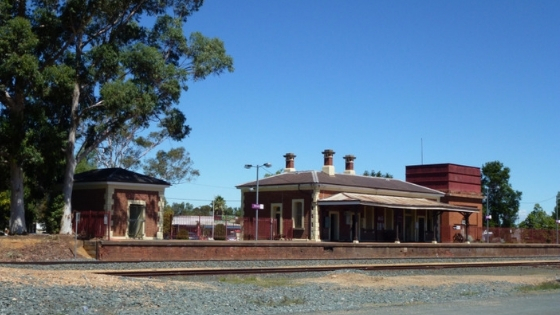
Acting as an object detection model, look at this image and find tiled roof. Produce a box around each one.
[236,171,443,195]
[74,168,170,186]
[319,192,478,213]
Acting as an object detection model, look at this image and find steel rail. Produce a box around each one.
[97,260,560,278]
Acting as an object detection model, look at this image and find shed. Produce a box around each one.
[72,168,170,239]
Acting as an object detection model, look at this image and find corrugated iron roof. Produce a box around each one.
[318,192,478,213]
[236,171,443,195]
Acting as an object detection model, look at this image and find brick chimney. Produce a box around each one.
[322,149,335,175]
[283,153,296,173]
[343,155,356,175]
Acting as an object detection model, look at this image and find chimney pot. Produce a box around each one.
[283,153,296,173]
[343,155,356,175]
[321,149,336,175]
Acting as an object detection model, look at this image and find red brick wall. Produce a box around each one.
[406,163,481,193]
[97,241,560,261]
[243,190,313,240]
[112,189,161,238]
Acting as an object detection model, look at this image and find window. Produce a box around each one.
[292,200,304,229]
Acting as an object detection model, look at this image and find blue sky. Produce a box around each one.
[160,0,559,222]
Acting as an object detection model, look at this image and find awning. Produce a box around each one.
[318,192,478,213]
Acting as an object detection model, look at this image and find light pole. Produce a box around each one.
[556,192,559,245]
[486,194,490,243]
[245,163,271,241]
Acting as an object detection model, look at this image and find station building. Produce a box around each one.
[237,150,483,243]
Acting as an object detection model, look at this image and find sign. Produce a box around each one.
[252,204,264,210]
[485,215,492,220]
[75,212,80,222]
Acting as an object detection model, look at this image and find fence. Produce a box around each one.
[72,211,110,240]
[446,226,560,244]
[170,215,241,240]
[242,218,294,240]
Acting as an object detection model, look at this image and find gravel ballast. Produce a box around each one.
[1,259,559,315]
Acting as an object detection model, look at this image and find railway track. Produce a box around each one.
[97,260,560,278]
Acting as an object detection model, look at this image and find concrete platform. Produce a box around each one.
[94,240,560,261]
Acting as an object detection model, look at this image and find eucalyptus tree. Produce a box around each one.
[481,161,522,227]
[0,1,233,234]
[142,147,199,184]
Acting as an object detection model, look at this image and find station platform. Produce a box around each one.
[91,240,560,262]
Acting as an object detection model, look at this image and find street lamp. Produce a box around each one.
[556,191,560,245]
[485,185,499,243]
[485,195,491,243]
[245,163,271,241]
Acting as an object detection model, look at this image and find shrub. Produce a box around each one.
[176,229,189,240]
[214,223,226,240]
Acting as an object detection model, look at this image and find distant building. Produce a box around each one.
[237,150,481,243]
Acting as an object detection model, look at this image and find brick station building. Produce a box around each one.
[237,150,482,243]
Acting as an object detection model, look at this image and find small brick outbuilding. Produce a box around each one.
[72,168,170,240]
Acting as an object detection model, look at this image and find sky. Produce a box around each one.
[159,0,560,222]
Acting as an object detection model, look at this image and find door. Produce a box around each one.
[329,212,339,241]
[271,204,282,238]
[418,217,425,242]
[128,204,145,238]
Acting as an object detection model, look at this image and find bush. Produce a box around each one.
[176,229,189,240]
[214,223,226,240]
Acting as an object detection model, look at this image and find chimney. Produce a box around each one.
[322,149,335,175]
[343,155,356,175]
[283,153,296,173]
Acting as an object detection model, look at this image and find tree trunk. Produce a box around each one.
[9,159,26,235]
[59,152,77,234]
[59,83,80,234]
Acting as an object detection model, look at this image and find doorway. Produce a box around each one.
[329,212,339,241]
[271,204,282,238]
[128,204,145,239]
[418,217,425,242]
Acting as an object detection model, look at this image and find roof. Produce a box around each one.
[74,168,170,186]
[318,192,479,213]
[236,171,443,196]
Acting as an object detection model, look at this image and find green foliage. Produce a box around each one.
[481,161,522,227]
[143,147,200,184]
[214,223,226,240]
[176,229,189,240]
[169,202,194,215]
[519,204,555,229]
[363,170,393,178]
[518,281,560,292]
[0,191,9,230]
[163,208,174,238]
[41,193,64,234]
[0,0,233,234]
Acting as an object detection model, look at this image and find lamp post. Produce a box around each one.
[484,185,500,243]
[556,191,560,245]
[486,194,490,243]
[245,163,271,241]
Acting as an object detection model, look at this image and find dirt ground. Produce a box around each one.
[0,234,91,262]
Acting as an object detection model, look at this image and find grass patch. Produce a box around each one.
[219,275,299,288]
[251,296,306,307]
[518,281,560,292]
